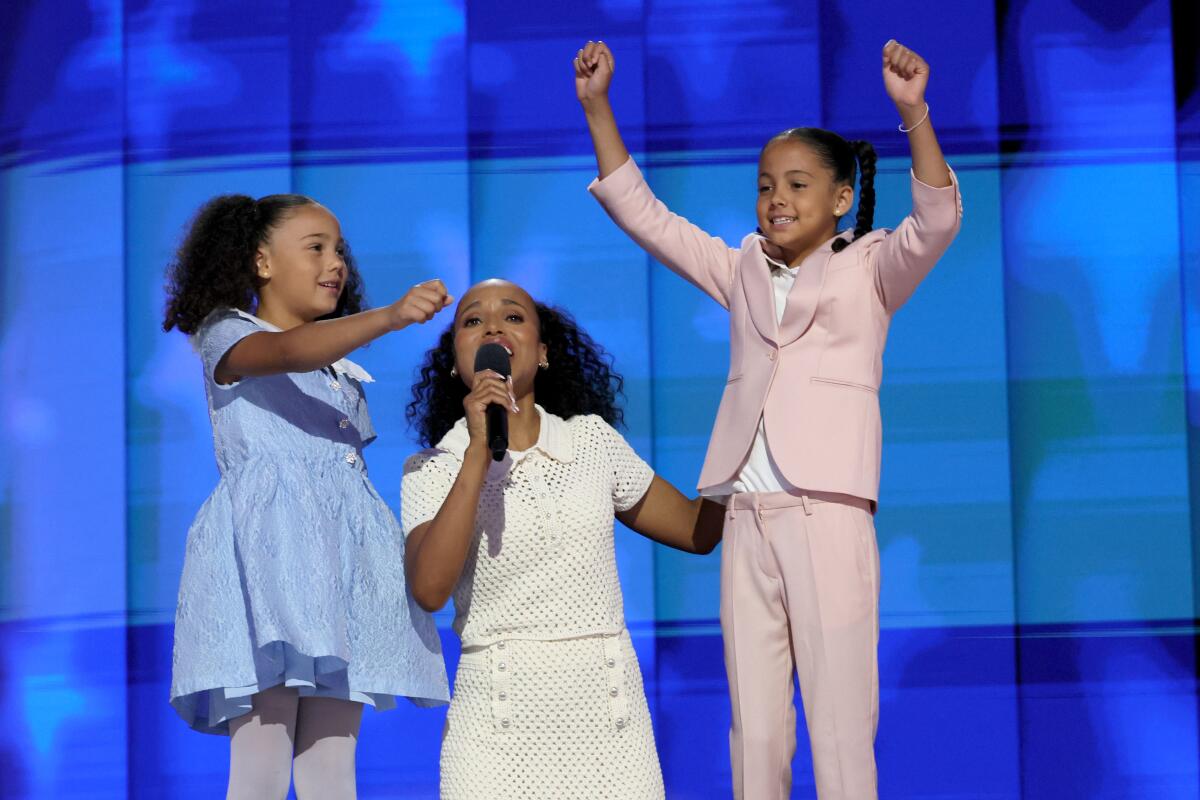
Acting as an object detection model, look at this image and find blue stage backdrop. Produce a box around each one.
[1,1,1197,797]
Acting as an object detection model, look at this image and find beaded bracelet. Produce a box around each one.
[898,103,930,133]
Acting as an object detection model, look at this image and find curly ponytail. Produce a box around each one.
[762,127,877,253]
[162,193,366,334]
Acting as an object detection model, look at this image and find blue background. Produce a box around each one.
[1,0,1197,797]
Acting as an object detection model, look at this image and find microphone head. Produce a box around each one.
[473,342,512,378]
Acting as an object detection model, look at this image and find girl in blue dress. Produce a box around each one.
[162,193,451,798]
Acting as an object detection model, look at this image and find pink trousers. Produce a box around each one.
[720,490,880,800]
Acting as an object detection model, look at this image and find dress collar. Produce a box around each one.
[434,404,575,465]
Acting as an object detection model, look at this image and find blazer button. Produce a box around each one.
[767,350,776,361]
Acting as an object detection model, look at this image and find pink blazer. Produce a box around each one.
[589,158,962,503]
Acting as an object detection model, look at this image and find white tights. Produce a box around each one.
[226,684,364,800]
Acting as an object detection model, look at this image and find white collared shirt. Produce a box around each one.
[765,251,801,321]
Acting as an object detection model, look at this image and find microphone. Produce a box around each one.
[473,342,511,462]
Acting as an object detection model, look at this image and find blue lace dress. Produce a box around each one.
[169,309,449,734]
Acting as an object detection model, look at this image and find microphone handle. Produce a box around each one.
[485,402,508,462]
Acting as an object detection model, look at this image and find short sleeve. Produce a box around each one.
[591,417,654,512]
[401,451,460,536]
[193,310,261,389]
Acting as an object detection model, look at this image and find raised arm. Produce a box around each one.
[874,41,962,312]
[215,279,452,384]
[575,41,629,180]
[884,40,950,189]
[576,41,740,308]
[404,368,514,612]
[616,476,725,555]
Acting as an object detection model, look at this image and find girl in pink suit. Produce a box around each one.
[574,40,962,800]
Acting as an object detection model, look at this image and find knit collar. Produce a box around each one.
[435,404,575,465]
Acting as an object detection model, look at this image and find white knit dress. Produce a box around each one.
[401,407,664,799]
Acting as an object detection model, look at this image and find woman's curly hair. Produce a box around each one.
[162,193,366,334]
[406,302,625,448]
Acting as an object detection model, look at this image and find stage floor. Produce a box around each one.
[1,619,1197,799]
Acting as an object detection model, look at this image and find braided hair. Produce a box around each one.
[763,128,877,252]
[407,301,625,448]
[162,193,366,334]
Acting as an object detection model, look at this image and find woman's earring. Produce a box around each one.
[450,366,458,377]
[539,360,549,370]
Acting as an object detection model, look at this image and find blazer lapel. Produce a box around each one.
[741,244,779,345]
[778,231,850,344]
[776,251,827,344]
